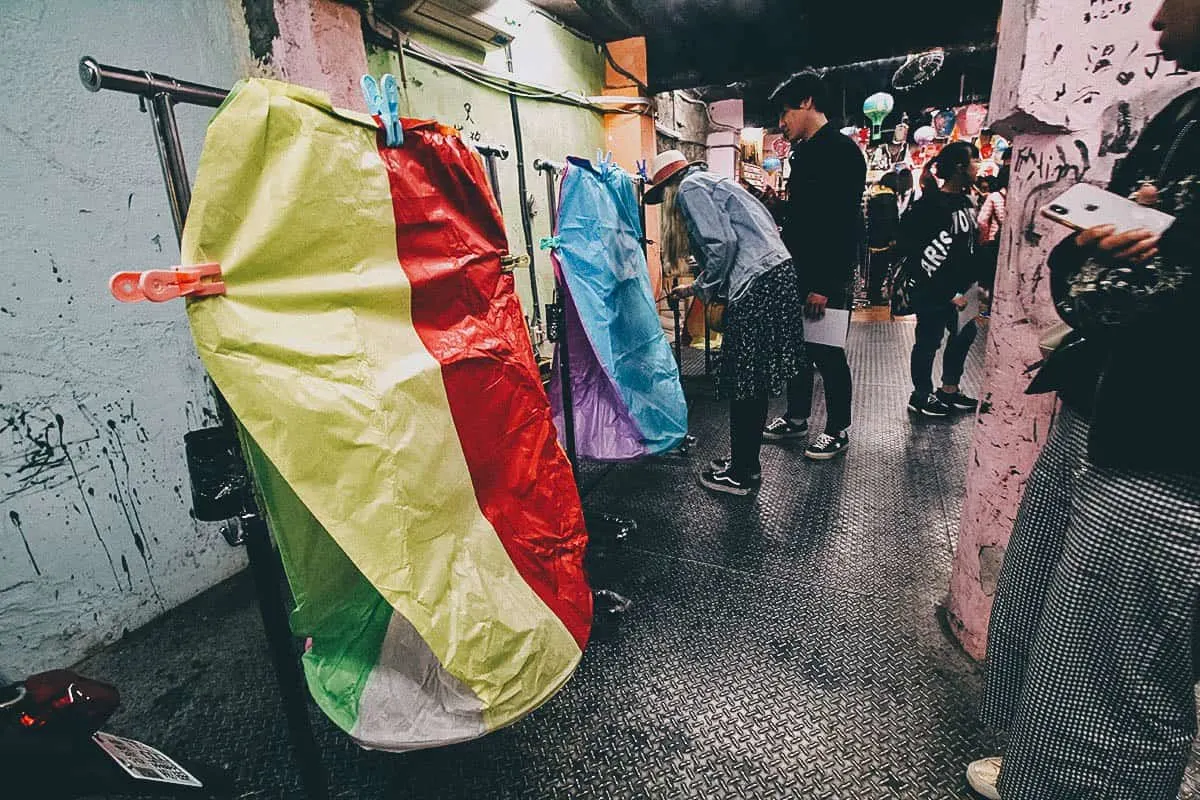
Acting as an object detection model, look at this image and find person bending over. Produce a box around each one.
[647,150,806,496]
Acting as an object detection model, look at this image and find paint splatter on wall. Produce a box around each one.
[945,0,1200,660]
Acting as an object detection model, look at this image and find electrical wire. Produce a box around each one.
[400,37,649,116]
[678,89,738,132]
[602,43,649,94]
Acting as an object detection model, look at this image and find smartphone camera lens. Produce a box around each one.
[1050,204,1068,214]
[1084,203,1099,211]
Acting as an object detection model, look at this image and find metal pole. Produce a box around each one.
[505,45,542,332]
[146,94,192,242]
[704,304,712,376]
[81,56,229,107]
[535,160,577,474]
[82,58,329,800]
[475,143,508,213]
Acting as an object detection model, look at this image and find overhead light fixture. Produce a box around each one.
[892,48,945,91]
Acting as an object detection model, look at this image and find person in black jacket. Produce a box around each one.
[899,141,983,417]
[968,2,1200,797]
[762,71,866,460]
[866,172,902,305]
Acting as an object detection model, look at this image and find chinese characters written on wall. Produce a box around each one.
[1044,0,1189,112]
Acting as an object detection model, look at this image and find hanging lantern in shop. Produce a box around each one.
[994,135,1010,159]
[977,129,995,160]
[914,125,937,146]
[762,156,782,174]
[955,104,988,139]
[863,92,895,141]
[840,125,858,138]
[893,113,910,145]
[855,127,871,148]
[933,108,957,138]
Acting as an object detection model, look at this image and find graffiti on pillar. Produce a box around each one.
[1013,140,1091,186]
[1021,0,1194,128]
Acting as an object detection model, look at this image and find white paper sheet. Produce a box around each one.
[803,308,851,349]
[957,283,983,333]
[93,731,203,787]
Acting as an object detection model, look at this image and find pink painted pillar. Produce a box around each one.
[945,0,1200,660]
[271,0,368,111]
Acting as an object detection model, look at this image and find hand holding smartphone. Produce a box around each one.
[1040,183,1175,235]
[1041,183,1173,265]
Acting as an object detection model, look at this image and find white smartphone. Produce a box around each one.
[1040,183,1175,235]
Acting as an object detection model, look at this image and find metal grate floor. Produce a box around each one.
[75,320,1200,798]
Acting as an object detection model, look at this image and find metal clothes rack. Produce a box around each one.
[80,57,331,800]
[78,57,516,799]
[532,158,641,541]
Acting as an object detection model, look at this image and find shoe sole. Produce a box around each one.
[708,464,762,481]
[698,477,753,496]
[762,431,807,441]
[804,446,847,461]
[907,403,950,417]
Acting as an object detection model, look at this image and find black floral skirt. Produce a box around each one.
[717,260,807,400]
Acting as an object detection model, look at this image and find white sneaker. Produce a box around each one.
[966,757,1002,799]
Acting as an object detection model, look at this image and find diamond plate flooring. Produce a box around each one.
[75,319,1200,799]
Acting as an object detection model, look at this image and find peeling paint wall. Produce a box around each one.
[946,0,1200,660]
[0,0,254,676]
[655,90,712,164]
[367,7,606,332]
[272,0,368,110]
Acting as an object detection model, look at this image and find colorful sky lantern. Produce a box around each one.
[955,104,988,139]
[863,92,895,141]
[914,125,937,146]
[933,108,957,138]
[762,156,782,173]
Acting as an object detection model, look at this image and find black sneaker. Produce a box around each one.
[936,389,980,412]
[907,392,953,417]
[707,456,762,482]
[763,417,809,441]
[804,431,849,460]
[698,466,756,496]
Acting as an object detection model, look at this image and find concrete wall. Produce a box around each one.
[655,91,711,164]
[368,7,607,337]
[706,100,743,179]
[0,0,254,677]
[945,0,1200,659]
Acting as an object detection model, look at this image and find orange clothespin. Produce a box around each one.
[109,263,225,303]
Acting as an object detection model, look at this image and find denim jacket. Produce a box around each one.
[676,168,792,305]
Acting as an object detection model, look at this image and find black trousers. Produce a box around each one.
[867,247,896,303]
[910,302,977,396]
[730,396,770,479]
[785,342,852,435]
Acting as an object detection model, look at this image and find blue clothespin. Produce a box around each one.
[636,159,648,181]
[596,149,616,176]
[361,74,403,147]
[381,74,402,147]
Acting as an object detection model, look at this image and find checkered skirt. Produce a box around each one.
[981,405,1200,799]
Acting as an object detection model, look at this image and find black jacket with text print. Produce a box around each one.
[896,189,981,306]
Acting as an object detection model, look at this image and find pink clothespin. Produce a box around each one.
[109,263,225,303]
